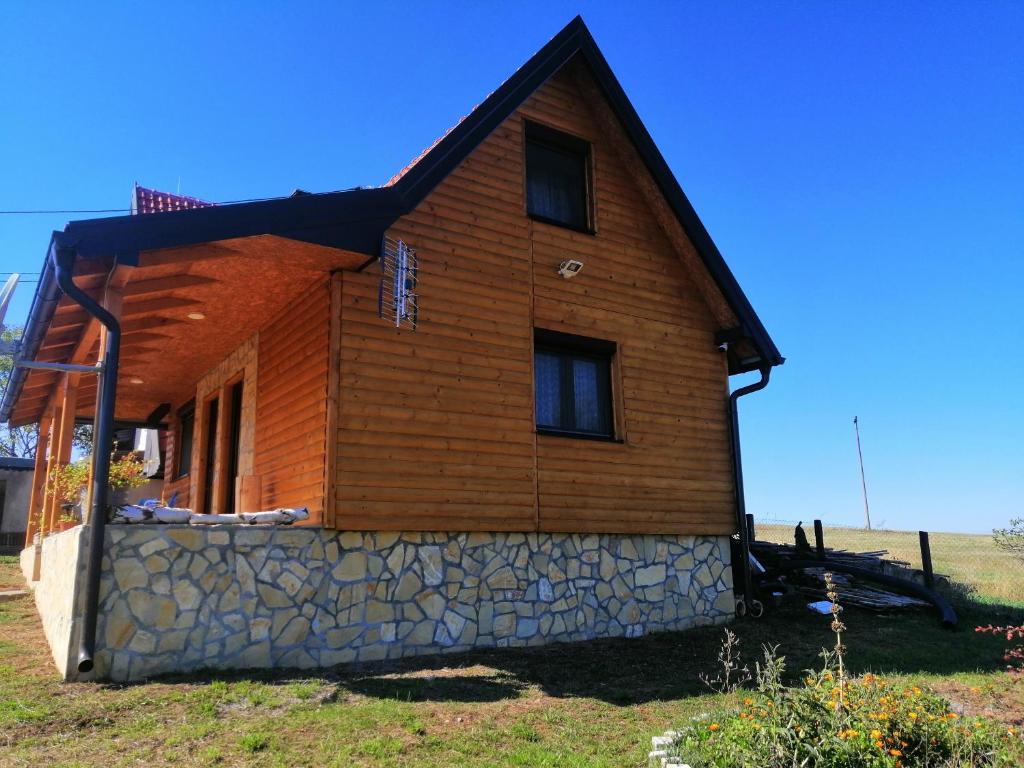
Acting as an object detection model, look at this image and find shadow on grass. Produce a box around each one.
[140,596,1024,708]
[347,671,528,703]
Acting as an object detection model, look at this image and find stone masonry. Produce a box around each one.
[92,526,732,681]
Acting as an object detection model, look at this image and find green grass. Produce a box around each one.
[756,523,1024,604]
[0,562,1021,766]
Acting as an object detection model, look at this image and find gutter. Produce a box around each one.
[0,249,60,423]
[728,364,772,615]
[51,246,120,674]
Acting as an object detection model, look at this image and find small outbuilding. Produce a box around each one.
[0,456,34,554]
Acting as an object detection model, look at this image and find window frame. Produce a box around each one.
[175,400,196,479]
[533,328,618,442]
[524,120,594,234]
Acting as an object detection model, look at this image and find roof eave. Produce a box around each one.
[390,15,782,369]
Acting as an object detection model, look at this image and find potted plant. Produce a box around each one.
[46,454,147,532]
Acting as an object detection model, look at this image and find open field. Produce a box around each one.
[1,558,1022,767]
[755,523,1024,604]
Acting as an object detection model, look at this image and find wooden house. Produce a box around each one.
[3,17,782,680]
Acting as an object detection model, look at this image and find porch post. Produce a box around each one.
[24,411,53,548]
[44,373,79,533]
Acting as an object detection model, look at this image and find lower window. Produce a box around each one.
[534,328,615,439]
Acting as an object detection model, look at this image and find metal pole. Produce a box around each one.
[853,416,872,530]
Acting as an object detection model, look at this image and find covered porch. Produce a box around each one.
[12,235,361,544]
[0,188,405,674]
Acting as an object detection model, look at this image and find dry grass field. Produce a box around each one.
[755,523,1024,605]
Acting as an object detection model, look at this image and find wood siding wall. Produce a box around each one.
[253,279,331,524]
[333,63,735,535]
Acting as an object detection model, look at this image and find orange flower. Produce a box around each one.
[708,724,720,732]
[889,748,903,757]
[874,740,885,748]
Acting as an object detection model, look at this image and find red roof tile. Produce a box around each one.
[131,183,215,215]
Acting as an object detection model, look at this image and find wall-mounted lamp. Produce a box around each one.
[558,259,584,279]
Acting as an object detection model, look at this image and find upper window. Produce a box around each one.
[534,329,615,439]
[525,122,591,231]
[176,400,195,478]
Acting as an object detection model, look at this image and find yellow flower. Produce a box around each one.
[744,698,754,706]
[908,712,918,720]
[871,729,882,740]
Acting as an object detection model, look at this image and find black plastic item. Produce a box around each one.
[727,367,771,609]
[772,558,958,628]
[53,246,122,673]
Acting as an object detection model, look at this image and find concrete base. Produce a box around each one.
[23,526,89,678]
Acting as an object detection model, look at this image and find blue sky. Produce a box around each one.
[1,3,1021,533]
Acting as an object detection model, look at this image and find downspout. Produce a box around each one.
[728,364,771,616]
[52,246,121,674]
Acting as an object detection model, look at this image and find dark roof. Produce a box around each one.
[383,17,782,371]
[0,457,34,471]
[1,16,781,423]
[131,183,215,215]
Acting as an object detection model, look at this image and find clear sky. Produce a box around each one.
[1,2,1021,534]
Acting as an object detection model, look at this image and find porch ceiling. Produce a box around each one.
[10,235,365,426]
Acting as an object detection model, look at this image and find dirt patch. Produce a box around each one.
[933,673,1024,727]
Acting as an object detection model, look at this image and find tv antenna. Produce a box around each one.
[378,236,418,330]
[853,416,872,530]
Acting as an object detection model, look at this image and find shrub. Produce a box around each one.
[664,573,1023,767]
[975,624,1024,672]
[993,519,1024,563]
[667,664,1021,767]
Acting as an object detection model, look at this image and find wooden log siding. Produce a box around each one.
[332,64,736,535]
[253,279,331,524]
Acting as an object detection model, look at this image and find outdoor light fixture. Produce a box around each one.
[558,259,584,278]
[187,312,206,320]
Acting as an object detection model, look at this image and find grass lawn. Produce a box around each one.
[756,524,1024,605]
[0,557,1022,767]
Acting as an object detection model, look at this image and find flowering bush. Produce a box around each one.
[668,663,1021,767]
[45,454,148,525]
[975,624,1024,672]
[664,574,1023,767]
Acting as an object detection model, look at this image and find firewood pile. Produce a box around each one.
[749,538,938,612]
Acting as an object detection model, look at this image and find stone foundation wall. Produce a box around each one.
[95,527,733,681]
[27,526,89,677]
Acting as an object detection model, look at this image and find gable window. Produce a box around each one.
[176,400,195,478]
[534,329,615,439]
[525,121,591,231]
